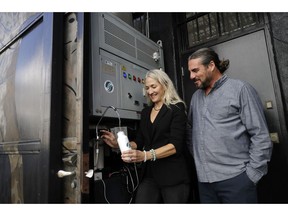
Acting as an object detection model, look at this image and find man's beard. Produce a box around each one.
[197,77,211,90]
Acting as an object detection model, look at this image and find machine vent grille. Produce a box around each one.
[137,50,156,67]
[104,32,136,58]
[136,39,155,56]
[104,19,135,46]
[103,15,158,67]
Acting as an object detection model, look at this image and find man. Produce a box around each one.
[186,47,273,203]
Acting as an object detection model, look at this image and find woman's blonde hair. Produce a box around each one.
[144,69,185,107]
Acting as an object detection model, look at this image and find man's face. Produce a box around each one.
[188,58,213,89]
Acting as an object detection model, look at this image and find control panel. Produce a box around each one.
[95,50,148,119]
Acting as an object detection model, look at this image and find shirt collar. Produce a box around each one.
[212,74,228,91]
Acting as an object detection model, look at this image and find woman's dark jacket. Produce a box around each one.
[134,102,191,186]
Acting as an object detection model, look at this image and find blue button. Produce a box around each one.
[123,72,127,78]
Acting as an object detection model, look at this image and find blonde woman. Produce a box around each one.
[102,69,191,203]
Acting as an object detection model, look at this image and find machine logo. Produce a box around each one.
[104,80,114,93]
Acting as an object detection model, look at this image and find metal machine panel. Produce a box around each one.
[91,13,164,120]
[95,50,148,120]
[120,61,147,111]
[98,13,164,70]
[99,53,120,109]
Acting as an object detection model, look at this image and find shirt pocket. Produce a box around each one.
[207,99,238,120]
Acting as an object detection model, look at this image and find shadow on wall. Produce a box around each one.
[258,144,288,203]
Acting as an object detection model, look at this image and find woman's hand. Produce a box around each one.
[100,130,119,149]
[121,149,145,163]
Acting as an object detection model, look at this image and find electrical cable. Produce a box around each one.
[95,105,121,140]
[97,162,139,204]
[93,139,99,171]
[124,166,134,194]
[93,105,139,203]
[100,179,110,204]
[94,106,121,171]
[124,163,139,203]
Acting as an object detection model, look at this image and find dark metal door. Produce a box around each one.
[0,13,63,203]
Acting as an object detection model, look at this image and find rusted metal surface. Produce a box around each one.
[62,12,86,203]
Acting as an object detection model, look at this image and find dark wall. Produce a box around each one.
[149,13,182,93]
[269,13,288,130]
[263,13,288,203]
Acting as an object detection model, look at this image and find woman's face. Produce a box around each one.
[145,77,165,104]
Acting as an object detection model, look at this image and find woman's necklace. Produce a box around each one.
[153,106,161,111]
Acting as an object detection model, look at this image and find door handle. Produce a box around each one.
[57,170,75,178]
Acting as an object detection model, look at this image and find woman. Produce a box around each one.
[101,69,191,203]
